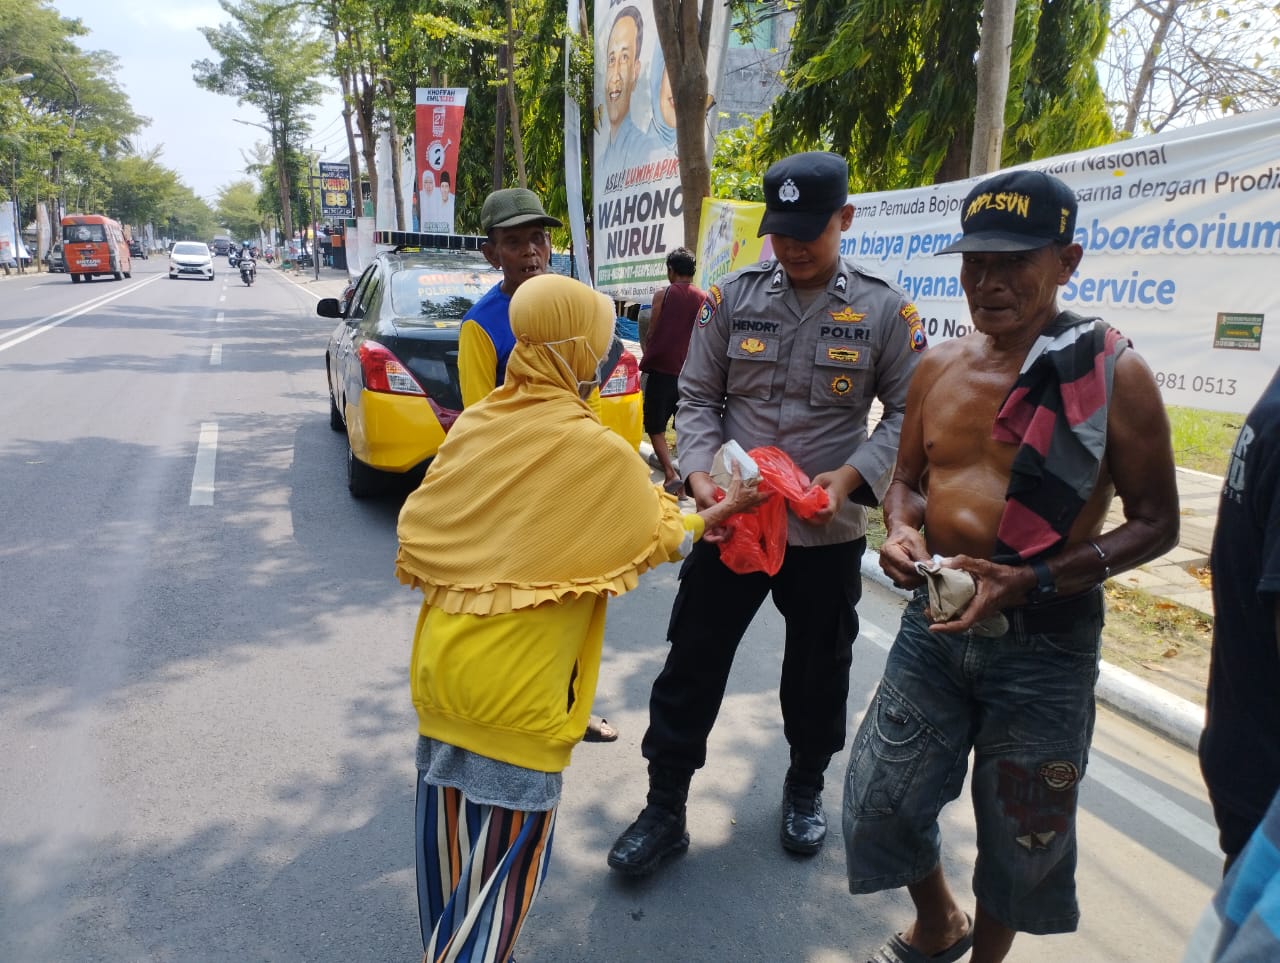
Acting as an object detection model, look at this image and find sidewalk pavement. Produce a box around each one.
[641,441,1218,753]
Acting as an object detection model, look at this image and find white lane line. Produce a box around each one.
[189,422,218,506]
[209,344,222,366]
[856,608,1220,858]
[1086,757,1221,857]
[0,275,164,354]
[218,294,225,302]
[216,311,225,323]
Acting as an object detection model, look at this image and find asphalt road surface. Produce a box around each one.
[0,260,1222,962]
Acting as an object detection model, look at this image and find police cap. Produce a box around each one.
[757,151,850,243]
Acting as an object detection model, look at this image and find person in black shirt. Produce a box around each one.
[1201,366,1280,871]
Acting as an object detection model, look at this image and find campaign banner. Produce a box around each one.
[0,202,30,263]
[415,88,468,233]
[319,162,353,219]
[592,0,729,300]
[694,197,770,292]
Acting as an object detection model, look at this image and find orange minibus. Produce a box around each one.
[61,214,132,282]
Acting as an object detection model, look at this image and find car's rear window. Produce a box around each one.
[65,224,106,243]
[172,243,208,256]
[390,263,498,321]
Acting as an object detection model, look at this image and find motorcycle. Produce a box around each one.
[228,251,239,268]
[239,256,256,286]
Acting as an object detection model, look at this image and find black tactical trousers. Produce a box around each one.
[641,537,865,798]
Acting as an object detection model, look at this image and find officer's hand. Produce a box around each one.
[879,525,930,588]
[806,466,862,526]
[687,471,721,513]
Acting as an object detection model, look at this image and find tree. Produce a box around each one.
[216,178,267,240]
[194,0,329,248]
[763,0,1112,189]
[971,0,1017,176]
[1102,0,1280,136]
[651,0,719,249]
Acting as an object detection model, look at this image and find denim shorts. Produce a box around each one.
[843,588,1103,935]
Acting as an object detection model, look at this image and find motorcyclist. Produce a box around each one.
[239,247,257,285]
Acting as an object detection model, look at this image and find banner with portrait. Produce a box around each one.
[592,0,729,301]
[318,162,354,219]
[414,88,468,233]
[694,197,769,291]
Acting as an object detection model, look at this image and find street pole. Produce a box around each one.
[310,150,319,281]
[12,154,22,275]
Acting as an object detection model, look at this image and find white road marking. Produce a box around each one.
[215,311,224,323]
[0,275,164,354]
[189,422,218,506]
[856,609,1221,859]
[218,294,226,302]
[209,344,222,366]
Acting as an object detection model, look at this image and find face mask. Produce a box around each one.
[543,335,605,398]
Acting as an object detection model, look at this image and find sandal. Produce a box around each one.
[663,477,685,496]
[583,716,619,743]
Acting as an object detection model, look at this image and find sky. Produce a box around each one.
[52,0,348,205]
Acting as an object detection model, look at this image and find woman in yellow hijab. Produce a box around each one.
[396,273,760,963]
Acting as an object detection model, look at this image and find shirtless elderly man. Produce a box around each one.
[843,170,1179,963]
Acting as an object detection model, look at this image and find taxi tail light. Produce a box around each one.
[358,340,426,396]
[601,350,640,397]
[429,398,460,432]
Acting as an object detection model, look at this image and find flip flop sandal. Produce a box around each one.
[663,478,685,496]
[583,716,619,743]
[868,914,973,963]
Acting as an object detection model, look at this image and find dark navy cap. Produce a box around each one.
[937,169,1078,254]
[757,151,850,242]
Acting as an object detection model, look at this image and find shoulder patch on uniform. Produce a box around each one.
[901,302,928,353]
[696,296,716,327]
[709,284,723,306]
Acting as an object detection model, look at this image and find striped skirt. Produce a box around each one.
[416,780,557,963]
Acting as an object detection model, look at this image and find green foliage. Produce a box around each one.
[765,0,1114,188]
[217,179,269,240]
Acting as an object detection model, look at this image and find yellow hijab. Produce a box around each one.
[396,274,675,615]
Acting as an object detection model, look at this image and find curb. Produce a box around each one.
[857,553,1204,751]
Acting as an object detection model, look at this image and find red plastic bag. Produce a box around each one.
[716,446,829,575]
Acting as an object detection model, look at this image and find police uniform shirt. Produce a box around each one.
[676,255,926,547]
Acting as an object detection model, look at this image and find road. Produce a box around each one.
[0,260,1222,962]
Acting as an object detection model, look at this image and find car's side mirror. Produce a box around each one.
[317,297,344,319]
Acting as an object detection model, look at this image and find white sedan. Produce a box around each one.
[168,241,216,281]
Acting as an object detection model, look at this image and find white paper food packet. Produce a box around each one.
[710,439,761,490]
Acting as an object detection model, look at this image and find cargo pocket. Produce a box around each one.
[810,338,870,407]
[847,686,929,817]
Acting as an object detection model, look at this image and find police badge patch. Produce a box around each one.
[830,375,853,396]
[696,294,716,327]
[901,302,928,353]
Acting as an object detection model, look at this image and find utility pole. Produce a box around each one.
[309,149,320,281]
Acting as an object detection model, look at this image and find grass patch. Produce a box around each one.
[1167,405,1242,476]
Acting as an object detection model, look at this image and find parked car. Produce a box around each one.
[319,234,642,497]
[168,241,216,281]
[44,242,66,273]
[128,238,148,259]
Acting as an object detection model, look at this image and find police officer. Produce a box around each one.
[607,151,926,877]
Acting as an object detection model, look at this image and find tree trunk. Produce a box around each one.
[970,0,1016,176]
[494,44,507,191]
[389,113,406,230]
[505,0,528,188]
[334,32,361,224]
[652,0,716,250]
[1124,0,1179,136]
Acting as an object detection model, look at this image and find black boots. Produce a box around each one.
[607,804,690,877]
[781,752,829,855]
[607,765,691,877]
[780,778,826,854]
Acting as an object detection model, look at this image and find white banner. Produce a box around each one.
[592,0,729,301]
[0,202,31,264]
[843,107,1280,414]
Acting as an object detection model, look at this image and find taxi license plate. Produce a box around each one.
[80,259,100,266]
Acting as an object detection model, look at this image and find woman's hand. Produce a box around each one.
[695,464,766,542]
